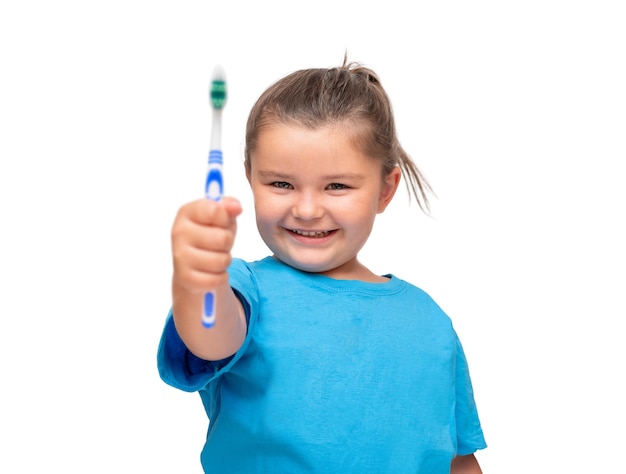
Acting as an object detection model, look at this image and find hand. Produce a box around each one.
[171,197,243,294]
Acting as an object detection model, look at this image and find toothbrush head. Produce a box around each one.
[210,65,227,110]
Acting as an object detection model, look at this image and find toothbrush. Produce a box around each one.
[202,65,227,328]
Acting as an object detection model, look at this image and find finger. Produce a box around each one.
[174,257,231,292]
[173,219,237,253]
[179,199,233,227]
[172,243,233,292]
[221,196,243,219]
[176,245,233,276]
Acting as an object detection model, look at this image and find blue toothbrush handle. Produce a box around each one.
[202,149,223,328]
[202,292,216,328]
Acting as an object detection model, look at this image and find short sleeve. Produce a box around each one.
[156,258,259,393]
[454,334,487,455]
[156,310,231,392]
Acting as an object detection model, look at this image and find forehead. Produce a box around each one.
[251,123,381,175]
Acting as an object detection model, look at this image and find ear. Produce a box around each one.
[377,166,401,213]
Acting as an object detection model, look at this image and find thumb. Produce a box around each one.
[221,196,243,219]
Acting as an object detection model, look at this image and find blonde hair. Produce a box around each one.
[244,58,433,213]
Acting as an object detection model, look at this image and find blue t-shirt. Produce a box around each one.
[158,257,486,473]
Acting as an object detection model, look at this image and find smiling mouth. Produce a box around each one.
[289,229,333,238]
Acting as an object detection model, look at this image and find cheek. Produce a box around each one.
[253,192,283,224]
[351,193,383,215]
[335,198,379,228]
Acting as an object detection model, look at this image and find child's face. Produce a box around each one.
[246,123,400,279]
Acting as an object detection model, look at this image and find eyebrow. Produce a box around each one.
[256,170,366,181]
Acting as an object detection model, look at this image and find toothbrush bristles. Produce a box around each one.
[210,65,227,110]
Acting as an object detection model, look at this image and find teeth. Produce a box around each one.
[293,230,330,237]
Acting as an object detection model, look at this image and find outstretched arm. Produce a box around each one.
[451,454,482,474]
[170,197,247,361]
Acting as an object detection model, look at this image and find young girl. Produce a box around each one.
[158,59,487,473]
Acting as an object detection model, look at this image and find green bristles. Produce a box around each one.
[210,79,227,109]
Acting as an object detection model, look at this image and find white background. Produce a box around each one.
[1,1,624,472]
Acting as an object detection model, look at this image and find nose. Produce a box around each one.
[291,191,324,220]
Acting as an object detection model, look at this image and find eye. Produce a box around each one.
[271,181,293,189]
[327,183,350,190]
